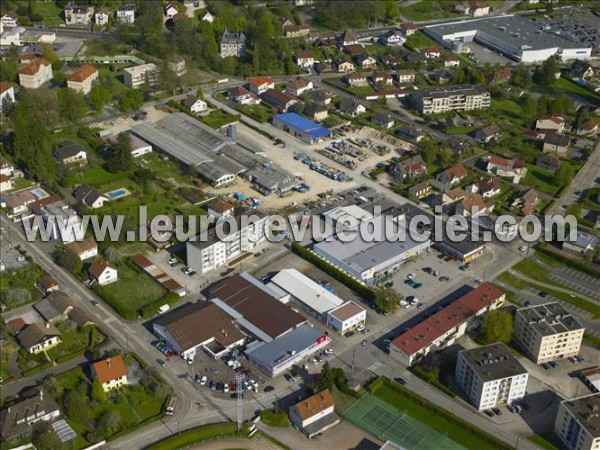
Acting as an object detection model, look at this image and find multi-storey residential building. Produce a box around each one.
[64,3,94,26]
[123,63,159,89]
[414,85,490,114]
[390,283,505,365]
[18,58,53,89]
[455,343,528,411]
[116,4,135,23]
[186,212,269,274]
[513,302,585,364]
[554,393,600,450]
[219,29,246,58]
[67,64,98,94]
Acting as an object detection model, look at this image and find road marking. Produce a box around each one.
[367,362,382,373]
[104,316,117,324]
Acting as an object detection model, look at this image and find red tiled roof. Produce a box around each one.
[297,50,313,59]
[19,58,50,76]
[248,77,273,87]
[67,64,97,82]
[88,258,116,279]
[392,283,503,356]
[93,354,128,384]
[0,82,12,94]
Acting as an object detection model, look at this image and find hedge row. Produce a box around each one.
[147,423,249,450]
[370,378,512,450]
[139,292,182,319]
[22,360,54,378]
[333,368,361,398]
[537,243,600,277]
[291,243,374,301]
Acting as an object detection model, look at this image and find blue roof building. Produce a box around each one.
[272,113,332,144]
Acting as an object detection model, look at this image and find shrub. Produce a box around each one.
[260,410,289,427]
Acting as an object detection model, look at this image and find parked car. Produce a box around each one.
[407,273,416,280]
[541,363,550,370]
[439,276,450,282]
[492,408,502,416]
[223,383,230,393]
[507,404,517,413]
[200,375,207,386]
[356,325,366,332]
[484,410,494,417]
[395,377,406,385]
[263,385,275,393]
[284,373,293,383]
[207,367,219,374]
[346,331,355,338]
[548,361,558,369]
[157,359,166,366]
[324,348,335,355]
[91,300,99,307]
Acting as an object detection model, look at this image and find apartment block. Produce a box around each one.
[414,84,490,114]
[554,393,600,450]
[455,343,528,411]
[186,213,269,274]
[513,302,585,364]
[18,58,53,89]
[123,63,159,89]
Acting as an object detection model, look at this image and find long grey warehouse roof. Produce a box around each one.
[131,113,232,167]
[425,15,588,51]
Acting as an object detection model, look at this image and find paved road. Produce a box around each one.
[549,140,600,215]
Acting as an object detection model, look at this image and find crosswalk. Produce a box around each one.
[104,316,117,325]
[367,361,382,373]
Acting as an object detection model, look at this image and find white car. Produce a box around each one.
[407,273,416,280]
[356,325,366,332]
[200,375,207,386]
[310,358,319,365]
[223,383,230,393]
[409,297,419,306]
[249,379,259,388]
[324,348,334,355]
[399,300,410,308]
[519,246,528,252]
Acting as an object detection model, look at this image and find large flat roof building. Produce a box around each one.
[390,283,505,366]
[272,113,332,144]
[555,393,600,450]
[245,324,328,377]
[312,205,431,283]
[513,302,585,365]
[424,15,591,63]
[208,272,307,342]
[413,84,490,114]
[456,343,528,411]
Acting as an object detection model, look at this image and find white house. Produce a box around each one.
[296,50,314,68]
[247,77,274,95]
[33,201,85,243]
[116,4,135,23]
[396,69,416,84]
[93,355,129,391]
[182,95,207,114]
[0,83,15,111]
[1,11,19,28]
[66,237,98,261]
[286,78,313,96]
[326,301,367,335]
[379,30,405,46]
[88,258,118,285]
[18,58,53,89]
[199,10,215,23]
[18,322,61,354]
[456,343,528,411]
[94,8,111,26]
[206,199,235,219]
[289,389,340,438]
[72,185,107,209]
[165,3,178,18]
[67,64,98,95]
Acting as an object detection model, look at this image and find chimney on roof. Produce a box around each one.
[107,358,111,367]
[45,322,50,328]
[40,390,43,401]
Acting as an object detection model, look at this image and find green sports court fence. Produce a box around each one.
[343,394,466,450]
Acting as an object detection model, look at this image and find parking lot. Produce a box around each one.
[0,234,29,271]
[548,267,600,301]
[540,14,600,54]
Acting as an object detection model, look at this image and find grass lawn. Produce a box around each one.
[546,78,600,104]
[523,165,560,195]
[0,264,45,310]
[138,153,194,186]
[201,109,240,129]
[372,380,511,449]
[237,104,274,123]
[490,98,526,128]
[93,265,166,320]
[322,113,348,129]
[7,177,35,192]
[46,324,105,361]
[347,85,375,96]
[54,364,168,446]
[400,1,461,21]
[526,433,561,450]
[497,272,527,290]
[32,1,64,27]
[65,165,129,188]
[148,423,248,450]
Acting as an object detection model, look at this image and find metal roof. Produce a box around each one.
[273,113,332,139]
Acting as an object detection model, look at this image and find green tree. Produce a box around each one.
[11,96,56,181]
[40,43,59,65]
[118,88,143,111]
[91,378,106,402]
[58,89,88,123]
[64,390,89,422]
[99,409,122,438]
[0,47,19,82]
[481,310,513,344]
[32,421,61,450]
[555,163,574,187]
[536,94,550,118]
[538,57,558,85]
[89,84,112,110]
[105,132,133,173]
[550,94,573,115]
[373,286,399,313]
[57,248,83,274]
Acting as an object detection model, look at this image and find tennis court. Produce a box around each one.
[343,394,466,450]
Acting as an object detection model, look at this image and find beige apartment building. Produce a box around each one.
[513,302,585,364]
[123,63,159,89]
[67,64,98,94]
[18,58,53,89]
[554,393,600,450]
[414,84,490,114]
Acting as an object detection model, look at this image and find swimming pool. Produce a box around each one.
[105,188,131,200]
[30,188,49,199]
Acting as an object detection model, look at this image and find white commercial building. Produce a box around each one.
[123,63,159,89]
[554,393,600,450]
[327,301,366,335]
[424,15,591,63]
[186,213,269,274]
[456,343,529,411]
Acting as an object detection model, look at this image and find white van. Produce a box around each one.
[158,304,170,314]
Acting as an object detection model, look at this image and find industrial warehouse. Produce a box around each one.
[131,113,296,193]
[424,15,592,63]
[272,113,333,144]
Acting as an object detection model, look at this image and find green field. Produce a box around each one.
[523,165,560,195]
[352,380,511,450]
[65,166,129,187]
[32,1,64,27]
[93,264,167,320]
[400,1,461,21]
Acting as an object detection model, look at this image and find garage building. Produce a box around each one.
[272,113,332,144]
